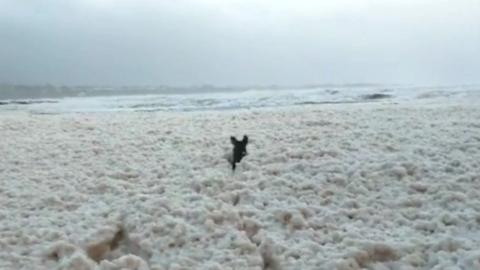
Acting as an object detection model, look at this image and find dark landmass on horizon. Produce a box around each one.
[0,83,391,100]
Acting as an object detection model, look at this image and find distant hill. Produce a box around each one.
[0,83,386,100]
[0,84,240,100]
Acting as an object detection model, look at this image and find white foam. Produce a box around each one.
[0,97,479,269]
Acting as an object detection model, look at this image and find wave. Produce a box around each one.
[1,85,478,114]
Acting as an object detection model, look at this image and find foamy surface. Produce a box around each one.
[1,99,479,269]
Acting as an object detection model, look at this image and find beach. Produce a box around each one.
[1,100,480,269]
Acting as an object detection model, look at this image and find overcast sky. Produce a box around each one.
[0,0,479,86]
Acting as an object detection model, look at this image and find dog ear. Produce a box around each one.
[242,135,248,144]
[231,136,237,144]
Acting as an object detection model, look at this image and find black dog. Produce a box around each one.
[229,135,248,171]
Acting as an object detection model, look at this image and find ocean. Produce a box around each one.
[0,85,478,114]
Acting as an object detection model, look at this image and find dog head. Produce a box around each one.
[231,135,248,162]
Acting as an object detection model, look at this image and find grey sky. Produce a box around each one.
[1,0,479,86]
